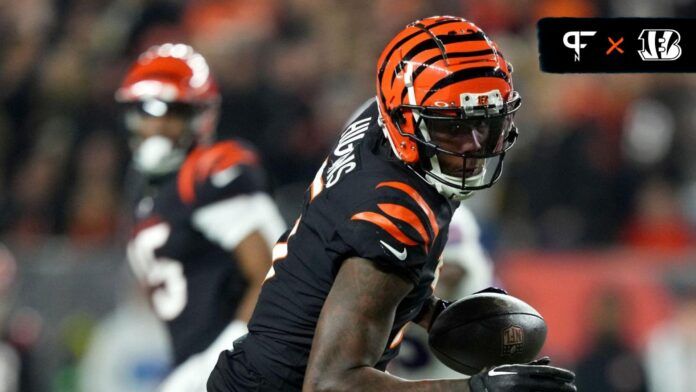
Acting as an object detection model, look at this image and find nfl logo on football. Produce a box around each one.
[502,325,525,356]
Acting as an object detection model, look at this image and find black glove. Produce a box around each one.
[473,286,508,295]
[468,357,576,392]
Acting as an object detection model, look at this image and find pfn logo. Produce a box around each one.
[638,29,682,61]
[563,31,597,61]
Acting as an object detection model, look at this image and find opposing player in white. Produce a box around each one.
[389,204,495,380]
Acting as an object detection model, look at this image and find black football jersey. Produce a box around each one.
[245,98,458,389]
[127,140,284,365]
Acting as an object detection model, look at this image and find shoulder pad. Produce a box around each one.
[350,181,441,252]
[177,141,259,204]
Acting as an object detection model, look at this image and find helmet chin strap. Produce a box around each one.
[424,146,487,201]
[425,160,487,201]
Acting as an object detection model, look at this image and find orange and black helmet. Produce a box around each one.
[376,16,521,200]
[116,43,220,145]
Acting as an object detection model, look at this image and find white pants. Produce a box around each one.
[158,320,247,392]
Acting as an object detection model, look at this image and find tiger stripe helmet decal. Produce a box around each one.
[377,16,513,164]
[375,16,520,201]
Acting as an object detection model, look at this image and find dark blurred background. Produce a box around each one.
[0,0,695,391]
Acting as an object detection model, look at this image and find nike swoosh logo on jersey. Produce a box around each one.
[380,240,407,260]
[488,368,517,377]
[211,166,242,188]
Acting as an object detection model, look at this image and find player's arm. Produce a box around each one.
[304,258,576,392]
[303,256,469,392]
[233,230,272,322]
[190,166,286,324]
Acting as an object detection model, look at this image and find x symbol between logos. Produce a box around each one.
[606,36,624,55]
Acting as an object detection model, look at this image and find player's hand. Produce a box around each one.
[473,286,508,295]
[468,358,576,392]
[426,298,451,331]
[427,287,506,331]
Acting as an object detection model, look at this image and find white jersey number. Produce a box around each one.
[128,222,187,321]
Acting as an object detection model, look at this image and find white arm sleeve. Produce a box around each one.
[442,205,494,297]
[191,193,287,251]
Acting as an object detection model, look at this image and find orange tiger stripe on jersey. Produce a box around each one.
[376,181,440,239]
[177,147,206,204]
[378,203,430,247]
[197,141,258,179]
[271,217,300,263]
[177,141,258,204]
[310,160,327,202]
[389,325,407,349]
[351,212,418,246]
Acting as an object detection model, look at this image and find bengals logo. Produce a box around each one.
[638,29,682,61]
[502,325,524,356]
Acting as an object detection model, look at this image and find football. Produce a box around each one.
[428,293,547,375]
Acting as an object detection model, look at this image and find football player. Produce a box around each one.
[116,43,285,392]
[208,16,576,392]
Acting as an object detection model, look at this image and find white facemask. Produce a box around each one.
[133,135,185,176]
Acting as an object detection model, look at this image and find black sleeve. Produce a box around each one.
[193,163,270,209]
[333,188,433,285]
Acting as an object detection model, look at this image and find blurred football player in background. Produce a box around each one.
[436,206,494,300]
[79,266,171,392]
[644,265,696,392]
[574,292,647,392]
[116,43,285,392]
[389,204,495,380]
[209,16,576,392]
